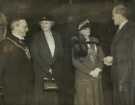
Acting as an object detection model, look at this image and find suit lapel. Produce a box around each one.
[112,22,128,47]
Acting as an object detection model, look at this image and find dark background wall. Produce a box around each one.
[0,0,134,27]
[0,0,134,21]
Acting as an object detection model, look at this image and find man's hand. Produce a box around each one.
[103,56,113,66]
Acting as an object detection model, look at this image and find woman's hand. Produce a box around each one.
[89,68,102,78]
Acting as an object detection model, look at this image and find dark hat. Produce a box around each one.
[39,14,54,22]
[78,19,91,31]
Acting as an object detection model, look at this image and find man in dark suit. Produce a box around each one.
[30,16,64,105]
[0,18,34,105]
[104,4,135,105]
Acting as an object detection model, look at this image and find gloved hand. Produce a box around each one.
[89,68,102,78]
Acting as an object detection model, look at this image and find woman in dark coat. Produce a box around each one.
[72,19,104,105]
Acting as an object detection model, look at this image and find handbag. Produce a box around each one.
[43,77,59,91]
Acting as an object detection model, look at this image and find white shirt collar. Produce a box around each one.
[118,20,128,30]
[12,31,25,40]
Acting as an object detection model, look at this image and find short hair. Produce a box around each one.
[113,4,129,18]
[10,18,25,30]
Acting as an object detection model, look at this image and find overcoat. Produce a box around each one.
[111,21,135,105]
[0,35,34,105]
[30,31,64,105]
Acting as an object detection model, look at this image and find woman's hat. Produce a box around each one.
[78,19,91,31]
[39,14,54,22]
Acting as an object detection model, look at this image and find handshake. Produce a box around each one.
[103,56,113,66]
[89,56,113,78]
